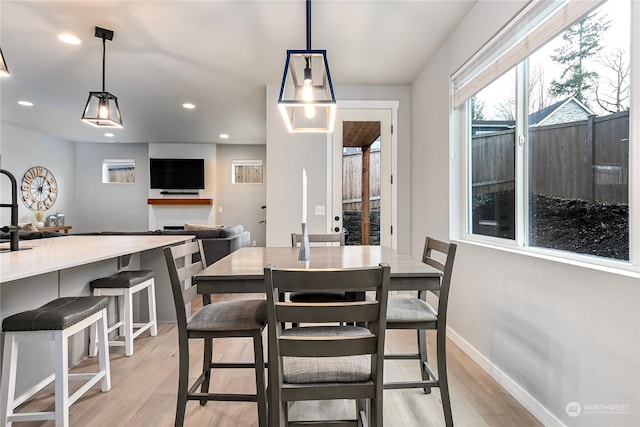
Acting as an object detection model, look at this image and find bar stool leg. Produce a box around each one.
[124,289,134,357]
[148,280,158,337]
[88,289,102,358]
[97,308,112,392]
[117,293,126,338]
[1,333,18,426]
[54,330,70,427]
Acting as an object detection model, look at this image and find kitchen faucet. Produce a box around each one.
[0,168,20,251]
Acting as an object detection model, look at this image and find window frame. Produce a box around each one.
[451,0,639,274]
[231,159,264,184]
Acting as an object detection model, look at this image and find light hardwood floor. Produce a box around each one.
[12,294,542,426]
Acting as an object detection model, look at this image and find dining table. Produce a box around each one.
[194,245,442,300]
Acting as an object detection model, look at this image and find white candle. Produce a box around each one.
[302,169,307,224]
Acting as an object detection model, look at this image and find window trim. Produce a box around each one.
[451,0,639,272]
[231,159,264,184]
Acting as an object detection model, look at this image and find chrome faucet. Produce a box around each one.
[0,168,20,251]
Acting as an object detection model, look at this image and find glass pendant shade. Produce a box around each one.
[82,91,123,128]
[278,50,336,133]
[81,27,123,128]
[0,47,9,77]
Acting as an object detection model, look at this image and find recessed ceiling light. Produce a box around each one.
[18,100,34,107]
[219,133,229,139]
[58,33,82,45]
[104,133,114,137]
[182,103,196,109]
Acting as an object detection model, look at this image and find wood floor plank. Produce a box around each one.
[11,295,541,427]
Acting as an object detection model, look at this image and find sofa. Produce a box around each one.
[81,225,251,266]
[2,225,250,266]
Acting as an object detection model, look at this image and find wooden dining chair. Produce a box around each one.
[289,232,350,303]
[265,264,391,427]
[383,236,457,427]
[164,241,268,427]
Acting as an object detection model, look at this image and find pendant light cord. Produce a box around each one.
[306,0,311,50]
[101,36,106,92]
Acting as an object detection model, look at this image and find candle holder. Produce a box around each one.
[298,222,311,261]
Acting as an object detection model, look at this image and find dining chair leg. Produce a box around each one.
[356,399,367,426]
[417,329,432,394]
[200,338,213,406]
[253,331,268,427]
[438,331,453,427]
[175,339,189,427]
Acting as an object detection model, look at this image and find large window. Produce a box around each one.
[454,0,636,266]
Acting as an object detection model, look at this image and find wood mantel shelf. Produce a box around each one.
[147,198,212,205]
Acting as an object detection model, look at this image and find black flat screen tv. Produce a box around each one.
[149,158,205,190]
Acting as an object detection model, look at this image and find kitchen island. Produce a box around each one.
[0,234,193,393]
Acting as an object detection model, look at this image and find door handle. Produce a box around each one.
[334,216,340,221]
[334,227,340,232]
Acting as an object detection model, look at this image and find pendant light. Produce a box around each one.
[81,27,123,128]
[0,47,9,77]
[278,0,336,133]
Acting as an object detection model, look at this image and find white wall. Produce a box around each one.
[74,142,149,232]
[0,123,75,227]
[411,1,639,426]
[265,84,411,251]
[215,144,267,246]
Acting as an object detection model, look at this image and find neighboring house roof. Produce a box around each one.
[529,97,595,127]
[471,96,595,135]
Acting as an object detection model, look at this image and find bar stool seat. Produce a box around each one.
[89,270,158,357]
[1,296,111,427]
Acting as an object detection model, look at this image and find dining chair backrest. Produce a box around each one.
[422,236,457,331]
[291,232,345,247]
[265,264,390,426]
[163,240,205,328]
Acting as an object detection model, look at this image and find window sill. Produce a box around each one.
[455,235,640,280]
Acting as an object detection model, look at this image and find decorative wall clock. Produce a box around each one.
[21,166,58,211]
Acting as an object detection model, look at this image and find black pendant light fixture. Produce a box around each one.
[0,47,9,77]
[81,26,123,128]
[278,0,336,133]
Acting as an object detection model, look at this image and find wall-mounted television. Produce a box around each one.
[149,158,205,190]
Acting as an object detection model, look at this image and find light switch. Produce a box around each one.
[218,206,223,213]
[315,205,325,215]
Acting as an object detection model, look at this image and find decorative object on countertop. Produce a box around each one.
[34,210,45,222]
[45,214,58,227]
[55,211,65,226]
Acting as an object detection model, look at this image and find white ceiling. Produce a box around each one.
[0,0,475,145]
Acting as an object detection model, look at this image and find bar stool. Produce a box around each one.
[0,296,111,427]
[89,270,158,357]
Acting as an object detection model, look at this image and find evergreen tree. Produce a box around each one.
[548,12,610,103]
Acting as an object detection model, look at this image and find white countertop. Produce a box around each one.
[0,235,194,283]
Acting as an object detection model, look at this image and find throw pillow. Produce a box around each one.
[184,223,224,231]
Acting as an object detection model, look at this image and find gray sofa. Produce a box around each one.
[83,225,250,265]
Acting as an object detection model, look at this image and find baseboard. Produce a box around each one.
[447,326,565,427]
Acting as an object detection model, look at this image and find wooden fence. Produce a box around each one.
[472,111,629,203]
[342,149,381,210]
